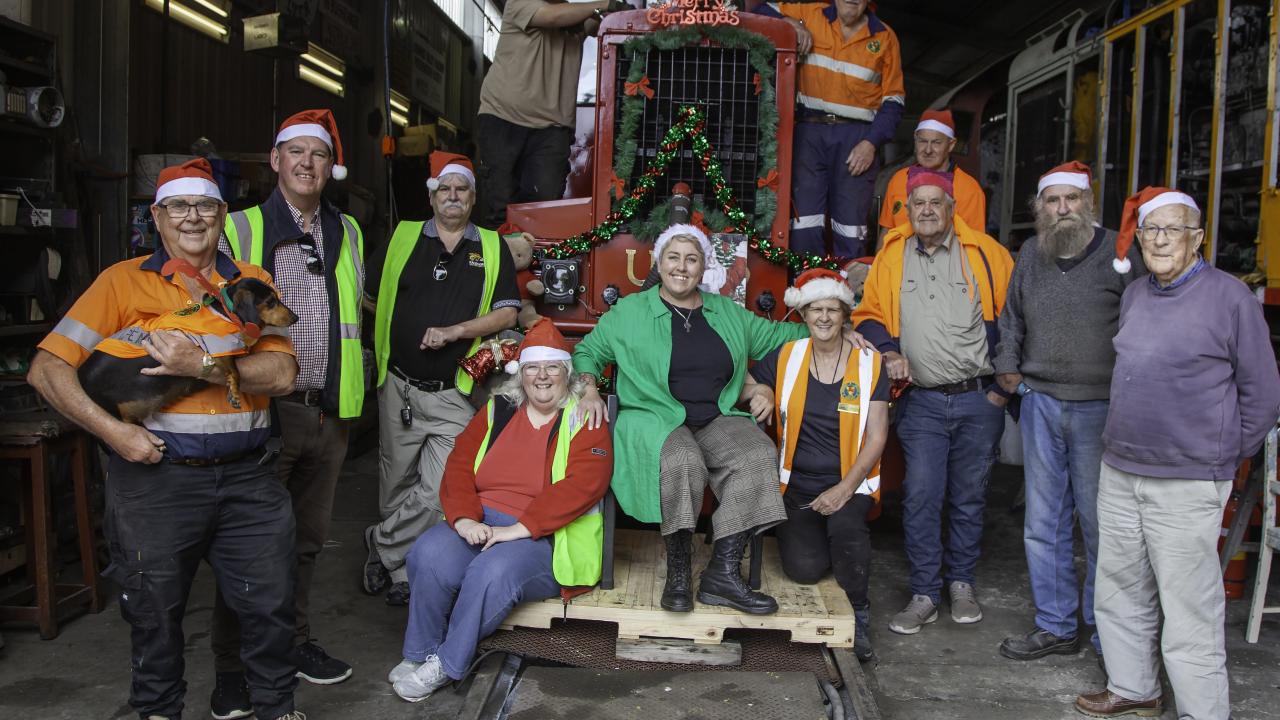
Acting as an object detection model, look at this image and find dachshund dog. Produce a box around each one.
[78,277,297,424]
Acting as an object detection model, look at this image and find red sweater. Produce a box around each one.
[440,403,613,540]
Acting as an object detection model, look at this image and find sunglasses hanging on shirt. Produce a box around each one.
[297,235,324,275]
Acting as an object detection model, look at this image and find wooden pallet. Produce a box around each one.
[500,529,856,647]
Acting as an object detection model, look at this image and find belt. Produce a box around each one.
[391,366,452,393]
[800,113,862,125]
[283,389,323,407]
[922,375,993,396]
[168,445,265,467]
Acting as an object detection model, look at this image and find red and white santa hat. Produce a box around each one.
[784,268,856,309]
[915,108,955,139]
[1037,160,1092,196]
[1114,186,1199,273]
[427,151,476,191]
[155,157,222,204]
[505,317,573,374]
[906,166,954,198]
[653,223,713,261]
[275,109,347,180]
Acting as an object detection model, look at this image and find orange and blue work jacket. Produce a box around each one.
[38,245,295,461]
[757,2,905,146]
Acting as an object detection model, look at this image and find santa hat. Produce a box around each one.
[653,223,713,262]
[784,268,856,309]
[906,166,954,198]
[1114,186,1200,273]
[427,151,475,191]
[840,256,874,278]
[497,222,523,237]
[504,318,573,374]
[155,158,222,204]
[275,109,347,180]
[1037,160,1092,196]
[915,109,955,139]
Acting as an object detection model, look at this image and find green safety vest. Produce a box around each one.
[224,206,367,418]
[373,221,501,395]
[473,397,604,588]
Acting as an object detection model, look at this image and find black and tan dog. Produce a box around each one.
[79,277,298,424]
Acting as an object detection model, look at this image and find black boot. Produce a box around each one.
[661,530,694,612]
[854,607,873,661]
[696,531,778,615]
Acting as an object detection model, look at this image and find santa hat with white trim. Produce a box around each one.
[1037,160,1092,196]
[505,317,573,375]
[915,108,955,139]
[653,223,713,262]
[1114,186,1200,274]
[784,268,856,309]
[155,158,222,204]
[426,151,476,191]
[275,109,347,180]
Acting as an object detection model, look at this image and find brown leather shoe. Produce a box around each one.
[1075,689,1163,717]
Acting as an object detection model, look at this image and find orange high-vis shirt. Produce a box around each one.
[776,3,905,121]
[879,164,987,233]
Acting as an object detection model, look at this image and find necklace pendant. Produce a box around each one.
[683,319,691,332]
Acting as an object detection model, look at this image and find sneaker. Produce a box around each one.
[392,655,450,702]
[292,641,353,685]
[270,713,308,720]
[209,671,252,720]
[385,581,411,606]
[362,525,391,596]
[998,627,1080,660]
[888,594,938,635]
[948,581,983,624]
[388,657,426,684]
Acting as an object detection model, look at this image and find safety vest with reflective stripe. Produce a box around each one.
[223,206,366,418]
[773,338,882,503]
[373,221,501,395]
[473,397,604,587]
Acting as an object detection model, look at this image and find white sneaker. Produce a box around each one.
[387,658,425,684]
[392,655,450,702]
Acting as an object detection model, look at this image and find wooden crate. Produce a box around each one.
[500,529,856,648]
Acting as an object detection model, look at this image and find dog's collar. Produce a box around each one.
[161,258,262,341]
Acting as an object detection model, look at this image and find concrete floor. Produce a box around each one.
[0,449,1277,719]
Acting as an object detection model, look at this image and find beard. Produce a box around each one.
[1036,204,1096,260]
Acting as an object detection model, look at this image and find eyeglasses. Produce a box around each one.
[297,235,323,275]
[521,363,565,376]
[161,200,221,218]
[1137,225,1199,242]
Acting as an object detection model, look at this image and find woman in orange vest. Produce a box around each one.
[740,269,890,661]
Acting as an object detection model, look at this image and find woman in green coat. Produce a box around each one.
[573,225,809,615]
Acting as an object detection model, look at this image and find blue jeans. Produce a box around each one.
[896,387,1004,602]
[402,507,559,679]
[1020,391,1107,650]
[790,121,877,258]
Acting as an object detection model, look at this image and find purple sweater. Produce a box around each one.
[1104,266,1280,480]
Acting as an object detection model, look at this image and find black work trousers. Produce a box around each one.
[775,490,874,610]
[102,453,297,720]
[475,112,573,227]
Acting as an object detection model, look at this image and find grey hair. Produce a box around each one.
[492,360,588,408]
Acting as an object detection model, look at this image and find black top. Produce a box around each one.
[751,345,889,496]
[1054,226,1106,273]
[374,222,521,383]
[664,299,734,428]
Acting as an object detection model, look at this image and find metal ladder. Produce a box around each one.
[1245,426,1280,643]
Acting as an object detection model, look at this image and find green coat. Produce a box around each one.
[572,287,808,523]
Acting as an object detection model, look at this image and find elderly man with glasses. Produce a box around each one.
[27,158,304,720]
[365,150,521,607]
[1074,187,1280,720]
[212,109,365,713]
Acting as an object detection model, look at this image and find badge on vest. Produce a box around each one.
[468,252,485,268]
[838,381,861,414]
[866,39,881,54]
[892,200,903,216]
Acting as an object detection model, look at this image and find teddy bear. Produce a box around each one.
[501,227,545,330]
[841,257,873,307]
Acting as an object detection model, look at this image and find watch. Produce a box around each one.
[1016,382,1031,396]
[199,353,216,379]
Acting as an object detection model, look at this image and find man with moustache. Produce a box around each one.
[991,161,1144,665]
[878,109,986,240]
[364,151,521,606]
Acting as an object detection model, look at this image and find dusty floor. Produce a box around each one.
[0,448,1276,719]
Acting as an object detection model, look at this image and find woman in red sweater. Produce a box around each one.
[387,320,613,703]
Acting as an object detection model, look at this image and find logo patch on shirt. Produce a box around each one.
[591,447,609,457]
[468,252,485,268]
[838,382,861,414]
[174,304,201,317]
[892,200,903,216]
[866,39,881,54]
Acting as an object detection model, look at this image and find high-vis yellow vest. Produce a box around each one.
[773,338,883,503]
[472,398,604,587]
[224,206,366,418]
[373,221,501,395]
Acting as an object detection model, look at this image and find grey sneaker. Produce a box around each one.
[949,581,983,624]
[393,655,450,702]
[387,657,426,684]
[888,594,938,635]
